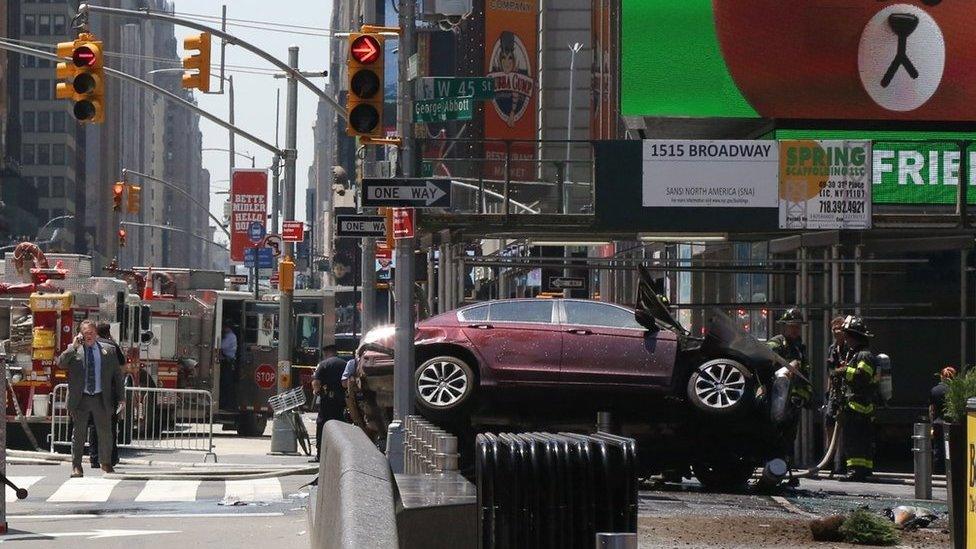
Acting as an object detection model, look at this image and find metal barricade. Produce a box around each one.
[49,383,216,462]
[404,415,459,474]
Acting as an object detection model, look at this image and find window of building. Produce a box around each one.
[22,112,36,133]
[37,144,50,165]
[52,111,66,132]
[23,144,35,165]
[51,177,64,197]
[23,56,37,68]
[37,80,51,100]
[22,80,35,100]
[38,15,51,35]
[37,177,50,197]
[24,15,36,36]
[52,144,65,165]
[37,111,50,132]
[53,15,66,35]
[38,58,51,68]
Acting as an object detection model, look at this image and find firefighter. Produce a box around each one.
[766,308,813,469]
[834,315,878,482]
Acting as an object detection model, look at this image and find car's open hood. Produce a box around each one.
[635,265,688,335]
[701,308,778,371]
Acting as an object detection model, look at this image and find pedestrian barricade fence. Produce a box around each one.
[49,383,216,462]
[404,415,460,473]
[476,431,638,549]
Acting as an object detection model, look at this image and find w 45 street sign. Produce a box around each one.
[417,77,494,101]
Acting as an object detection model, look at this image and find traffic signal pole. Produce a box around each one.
[270,46,300,454]
[387,0,417,474]
[122,169,231,238]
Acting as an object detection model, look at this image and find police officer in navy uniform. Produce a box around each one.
[767,308,813,469]
[834,315,879,482]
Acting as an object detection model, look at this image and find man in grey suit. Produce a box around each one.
[58,319,124,477]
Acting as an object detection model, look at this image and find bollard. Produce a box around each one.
[912,421,933,500]
[597,411,615,434]
[595,532,637,548]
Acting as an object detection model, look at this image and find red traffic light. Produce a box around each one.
[350,35,381,64]
[72,45,98,68]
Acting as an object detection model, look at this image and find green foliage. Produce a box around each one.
[838,509,899,546]
[943,368,976,424]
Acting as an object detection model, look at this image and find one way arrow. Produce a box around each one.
[368,181,447,206]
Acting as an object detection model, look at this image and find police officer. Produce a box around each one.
[767,308,813,465]
[833,315,878,482]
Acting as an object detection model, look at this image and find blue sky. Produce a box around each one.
[172,1,336,243]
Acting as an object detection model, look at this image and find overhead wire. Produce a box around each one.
[170,11,335,34]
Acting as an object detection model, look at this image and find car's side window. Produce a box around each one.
[564,301,644,330]
[458,304,488,322]
[488,301,553,323]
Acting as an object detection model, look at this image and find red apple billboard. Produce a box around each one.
[230,169,268,263]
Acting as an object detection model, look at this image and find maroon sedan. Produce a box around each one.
[357,298,750,420]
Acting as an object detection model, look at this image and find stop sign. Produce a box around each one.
[254,364,276,390]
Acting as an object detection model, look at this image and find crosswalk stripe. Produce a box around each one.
[223,478,282,502]
[47,477,120,503]
[135,480,202,502]
[6,477,43,503]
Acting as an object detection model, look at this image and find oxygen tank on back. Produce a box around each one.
[876,353,893,404]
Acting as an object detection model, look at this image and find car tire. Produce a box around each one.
[414,355,476,419]
[693,458,755,492]
[686,358,754,416]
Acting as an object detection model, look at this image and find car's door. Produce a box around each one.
[559,300,677,388]
[460,300,562,385]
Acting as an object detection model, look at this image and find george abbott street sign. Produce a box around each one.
[336,215,386,238]
[413,96,474,123]
[362,178,452,208]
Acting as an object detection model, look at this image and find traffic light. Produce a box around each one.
[127,185,141,214]
[346,33,384,137]
[117,225,127,247]
[56,34,105,123]
[112,182,125,212]
[182,33,212,92]
[380,207,395,249]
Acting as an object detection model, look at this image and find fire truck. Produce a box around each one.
[0,245,127,446]
[111,266,335,436]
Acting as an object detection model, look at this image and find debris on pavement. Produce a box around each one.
[809,514,846,542]
[883,506,940,531]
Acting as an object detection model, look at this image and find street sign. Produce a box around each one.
[244,247,274,269]
[230,169,268,263]
[270,272,280,288]
[336,214,386,238]
[417,77,494,100]
[227,274,248,286]
[248,221,266,243]
[392,208,415,239]
[282,220,304,242]
[413,97,474,123]
[548,277,587,291]
[264,235,283,257]
[362,178,452,208]
[254,364,276,390]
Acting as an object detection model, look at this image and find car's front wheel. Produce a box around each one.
[414,356,476,418]
[686,358,754,416]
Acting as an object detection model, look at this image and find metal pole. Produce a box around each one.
[962,249,969,368]
[228,74,236,198]
[388,0,417,474]
[427,246,435,317]
[362,238,376,335]
[271,46,299,455]
[854,245,863,316]
[272,88,281,234]
[912,421,933,500]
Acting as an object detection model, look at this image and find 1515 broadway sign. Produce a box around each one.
[779,140,872,230]
[642,140,778,208]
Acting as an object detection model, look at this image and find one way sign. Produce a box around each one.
[336,215,386,238]
[362,178,452,209]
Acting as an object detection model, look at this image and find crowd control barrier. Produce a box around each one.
[404,415,459,474]
[50,383,216,461]
[475,432,638,549]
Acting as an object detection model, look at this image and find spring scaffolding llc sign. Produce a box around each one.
[778,141,872,230]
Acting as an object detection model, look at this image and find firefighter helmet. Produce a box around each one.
[777,308,805,324]
[841,315,873,338]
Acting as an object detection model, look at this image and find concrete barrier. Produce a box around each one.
[310,421,398,549]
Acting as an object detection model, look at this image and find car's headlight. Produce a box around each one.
[361,325,396,345]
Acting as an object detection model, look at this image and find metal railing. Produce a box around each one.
[50,383,216,462]
[404,415,458,474]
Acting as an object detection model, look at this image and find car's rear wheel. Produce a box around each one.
[686,358,753,416]
[414,355,476,418]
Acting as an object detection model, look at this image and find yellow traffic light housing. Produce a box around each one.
[182,33,212,92]
[112,182,125,212]
[380,207,395,249]
[57,34,105,123]
[127,185,141,214]
[346,33,384,138]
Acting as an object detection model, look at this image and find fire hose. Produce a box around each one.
[794,373,846,479]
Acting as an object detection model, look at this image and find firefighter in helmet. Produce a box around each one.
[833,315,878,482]
[767,308,813,465]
